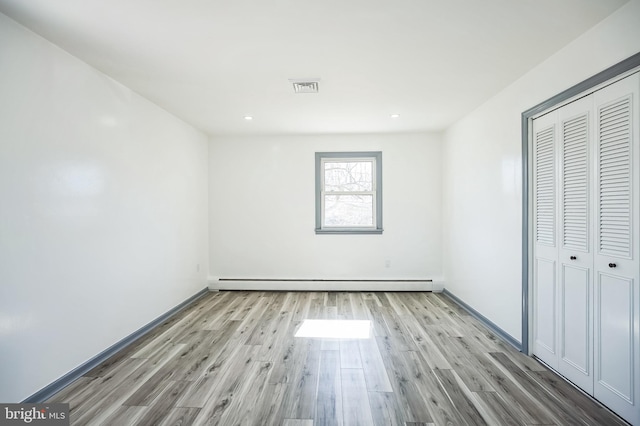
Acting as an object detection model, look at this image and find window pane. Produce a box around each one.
[324,194,373,226]
[324,161,373,192]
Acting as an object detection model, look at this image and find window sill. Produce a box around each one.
[315,228,384,235]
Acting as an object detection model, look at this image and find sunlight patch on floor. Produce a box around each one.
[295,319,371,339]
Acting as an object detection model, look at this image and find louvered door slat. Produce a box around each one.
[598,96,632,257]
[600,139,628,150]
[536,126,556,246]
[562,114,589,250]
[603,109,629,118]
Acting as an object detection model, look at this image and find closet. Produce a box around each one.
[532,71,639,425]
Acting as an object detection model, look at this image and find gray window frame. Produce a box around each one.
[315,151,383,234]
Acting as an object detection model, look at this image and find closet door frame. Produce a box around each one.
[527,69,640,425]
[522,52,640,356]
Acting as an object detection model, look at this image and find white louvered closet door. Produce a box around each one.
[592,73,639,425]
[532,72,639,425]
[557,96,594,394]
[532,110,559,370]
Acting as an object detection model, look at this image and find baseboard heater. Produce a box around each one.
[212,278,436,292]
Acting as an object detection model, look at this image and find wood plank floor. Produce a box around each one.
[49,291,628,425]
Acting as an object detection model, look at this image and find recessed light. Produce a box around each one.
[390,114,400,118]
[244,116,253,121]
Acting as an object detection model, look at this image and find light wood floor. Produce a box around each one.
[49,291,627,425]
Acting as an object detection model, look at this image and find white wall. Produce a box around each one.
[209,133,442,284]
[0,13,209,402]
[442,0,640,342]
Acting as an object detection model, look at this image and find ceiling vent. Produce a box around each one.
[289,78,320,94]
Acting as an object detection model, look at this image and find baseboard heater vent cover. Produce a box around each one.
[213,278,434,291]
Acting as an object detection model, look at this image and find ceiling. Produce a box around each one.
[0,0,629,136]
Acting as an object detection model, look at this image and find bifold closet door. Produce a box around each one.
[532,95,596,392]
[532,110,559,370]
[557,96,594,394]
[532,72,639,425]
[592,73,639,425]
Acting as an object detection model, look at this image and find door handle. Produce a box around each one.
[609,263,617,268]
[570,256,577,260]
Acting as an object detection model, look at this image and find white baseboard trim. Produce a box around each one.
[210,279,433,292]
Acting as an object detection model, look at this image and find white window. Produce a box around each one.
[315,152,383,234]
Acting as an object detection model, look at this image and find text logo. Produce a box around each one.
[0,404,69,426]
